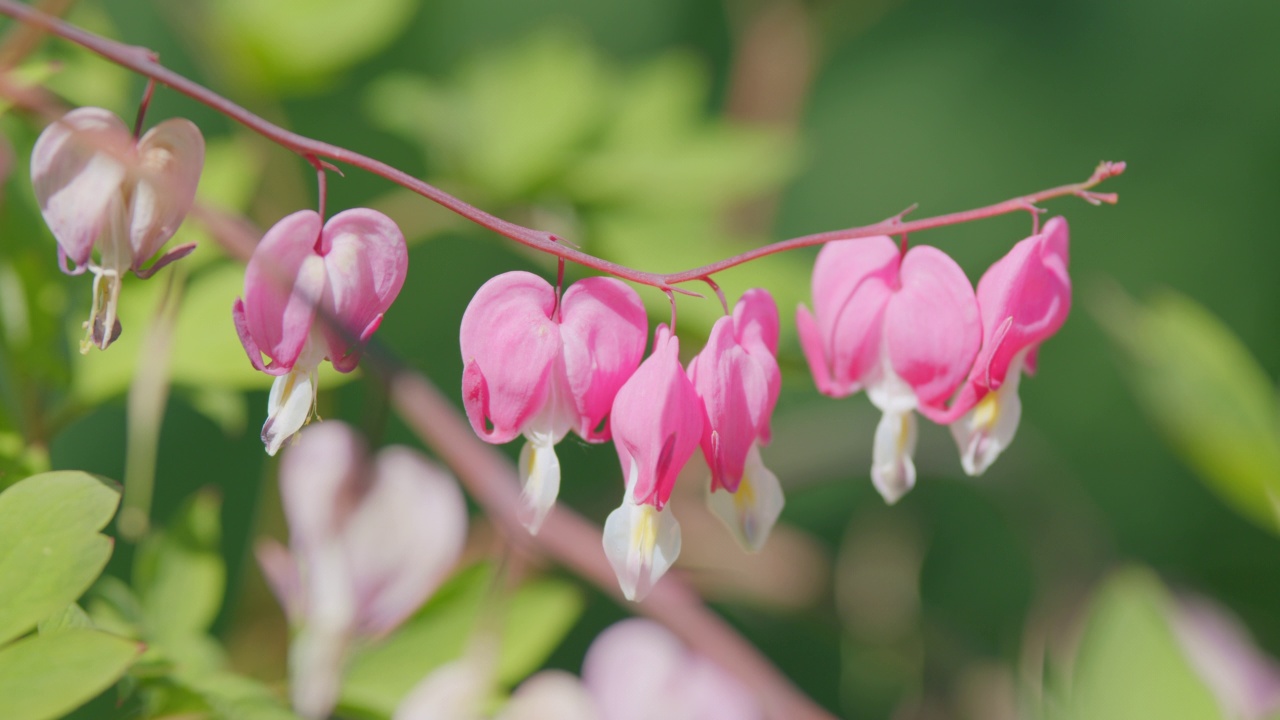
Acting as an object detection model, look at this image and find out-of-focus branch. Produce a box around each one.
[0,0,1122,298]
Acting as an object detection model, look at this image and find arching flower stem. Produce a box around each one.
[0,0,1123,297]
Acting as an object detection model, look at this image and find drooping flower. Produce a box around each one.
[796,238,980,503]
[257,421,467,720]
[943,217,1070,475]
[31,106,204,351]
[604,325,703,601]
[686,289,783,552]
[460,271,647,533]
[233,208,407,455]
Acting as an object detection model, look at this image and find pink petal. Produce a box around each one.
[689,314,772,493]
[278,421,367,556]
[733,288,779,356]
[459,272,562,444]
[499,671,600,720]
[883,245,981,408]
[346,447,468,637]
[582,619,761,720]
[317,208,408,371]
[241,210,327,371]
[558,277,648,442]
[30,107,132,268]
[610,326,703,508]
[971,216,1071,391]
[129,118,205,266]
[805,237,899,393]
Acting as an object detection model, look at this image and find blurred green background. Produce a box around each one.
[2,0,1279,718]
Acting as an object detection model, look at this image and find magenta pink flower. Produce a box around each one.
[797,238,980,503]
[943,217,1071,475]
[686,289,784,552]
[31,107,204,351]
[604,325,703,601]
[460,271,647,533]
[233,208,407,455]
[257,421,467,719]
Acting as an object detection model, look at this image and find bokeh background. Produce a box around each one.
[2,0,1279,718]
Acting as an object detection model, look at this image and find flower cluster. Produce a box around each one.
[797,217,1071,502]
[32,107,204,351]
[461,275,785,600]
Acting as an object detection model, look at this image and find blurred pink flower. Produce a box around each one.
[233,208,407,455]
[460,271,647,534]
[581,618,762,720]
[940,217,1071,475]
[604,325,704,601]
[796,238,980,503]
[257,421,467,720]
[396,619,760,720]
[1172,596,1280,720]
[31,106,204,350]
[687,289,784,552]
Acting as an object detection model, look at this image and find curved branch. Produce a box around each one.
[0,0,1122,294]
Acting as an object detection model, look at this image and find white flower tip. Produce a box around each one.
[289,623,349,720]
[708,445,784,553]
[872,410,918,505]
[263,366,317,456]
[951,378,1023,477]
[602,499,681,602]
[517,441,561,535]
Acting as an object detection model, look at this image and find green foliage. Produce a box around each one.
[211,0,416,94]
[0,472,120,645]
[1053,568,1222,720]
[364,30,802,336]
[1100,290,1280,531]
[0,628,141,720]
[339,564,585,718]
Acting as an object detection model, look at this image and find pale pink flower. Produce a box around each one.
[796,238,980,503]
[460,271,647,533]
[257,421,467,720]
[940,217,1071,475]
[604,325,704,601]
[233,208,407,455]
[581,619,762,720]
[31,107,204,351]
[687,289,784,552]
[1171,596,1280,720]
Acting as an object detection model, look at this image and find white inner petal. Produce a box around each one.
[951,351,1026,476]
[517,440,561,535]
[602,461,681,602]
[263,338,326,457]
[871,409,918,505]
[707,443,784,553]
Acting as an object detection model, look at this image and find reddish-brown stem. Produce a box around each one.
[132,75,155,139]
[0,0,1123,295]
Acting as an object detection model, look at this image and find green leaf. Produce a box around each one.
[173,671,302,720]
[1099,290,1280,531]
[37,603,95,635]
[1063,568,1224,720]
[134,489,226,640]
[212,0,416,94]
[0,471,119,645]
[495,577,584,686]
[339,565,584,717]
[0,628,141,720]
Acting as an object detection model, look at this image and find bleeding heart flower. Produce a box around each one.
[797,238,980,503]
[257,421,467,720]
[460,271,647,534]
[31,107,204,351]
[233,208,407,455]
[942,217,1071,475]
[687,289,784,552]
[603,325,703,601]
